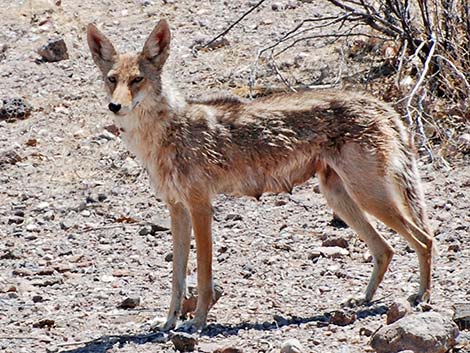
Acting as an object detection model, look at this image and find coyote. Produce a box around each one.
[87,20,435,331]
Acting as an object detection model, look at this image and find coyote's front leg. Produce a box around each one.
[161,201,192,331]
[177,201,214,331]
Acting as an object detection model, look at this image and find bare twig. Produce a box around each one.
[202,0,266,49]
[406,33,437,159]
[269,53,297,92]
[434,54,470,101]
[395,39,408,88]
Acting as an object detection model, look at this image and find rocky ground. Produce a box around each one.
[0,0,469,352]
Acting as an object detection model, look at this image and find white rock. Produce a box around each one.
[281,338,303,353]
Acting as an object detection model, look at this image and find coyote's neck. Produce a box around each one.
[117,71,186,166]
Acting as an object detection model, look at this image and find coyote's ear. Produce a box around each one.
[141,20,171,69]
[87,23,117,74]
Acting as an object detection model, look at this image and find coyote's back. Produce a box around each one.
[87,20,435,332]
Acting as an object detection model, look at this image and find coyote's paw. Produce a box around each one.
[175,317,206,334]
[408,290,431,306]
[144,316,176,332]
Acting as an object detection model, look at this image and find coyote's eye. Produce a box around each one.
[107,76,117,84]
[131,76,144,84]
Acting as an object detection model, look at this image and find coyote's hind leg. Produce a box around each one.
[330,143,434,304]
[318,164,395,304]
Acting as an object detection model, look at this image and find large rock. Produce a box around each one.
[371,312,459,353]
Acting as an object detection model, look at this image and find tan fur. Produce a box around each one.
[87,20,435,331]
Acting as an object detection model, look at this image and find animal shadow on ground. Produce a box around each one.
[59,304,388,353]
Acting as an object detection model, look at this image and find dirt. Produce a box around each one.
[0,1,469,352]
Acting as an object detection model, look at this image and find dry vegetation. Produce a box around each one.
[249,0,469,163]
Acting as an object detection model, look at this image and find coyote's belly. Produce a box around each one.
[217,150,319,198]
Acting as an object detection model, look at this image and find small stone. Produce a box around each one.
[330,309,357,326]
[31,277,63,287]
[36,201,50,210]
[453,303,470,330]
[103,124,121,136]
[359,327,374,337]
[12,268,34,277]
[313,246,349,258]
[164,252,173,262]
[225,213,243,221]
[112,269,130,277]
[25,138,38,147]
[0,98,32,121]
[33,319,55,328]
[286,0,298,9]
[122,157,141,176]
[206,37,230,50]
[8,216,24,225]
[60,220,73,230]
[101,274,114,282]
[119,297,140,309]
[171,332,197,352]
[371,312,459,353]
[26,223,40,232]
[322,236,349,249]
[280,338,303,353]
[448,243,460,252]
[271,2,284,11]
[387,299,412,324]
[97,193,108,202]
[0,150,22,168]
[8,292,19,299]
[38,38,69,62]
[213,348,243,353]
[32,295,44,303]
[294,52,308,67]
[37,268,55,276]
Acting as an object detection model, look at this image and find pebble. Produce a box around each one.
[164,252,173,262]
[119,297,140,309]
[453,303,470,330]
[271,2,284,11]
[33,319,55,328]
[213,348,242,353]
[171,332,198,352]
[36,201,50,210]
[310,246,349,259]
[37,38,69,62]
[322,236,349,249]
[26,224,40,232]
[0,98,32,121]
[329,309,357,326]
[32,295,44,303]
[280,338,303,352]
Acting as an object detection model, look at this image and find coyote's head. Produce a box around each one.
[87,20,170,116]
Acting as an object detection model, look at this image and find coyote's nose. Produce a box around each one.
[108,102,121,113]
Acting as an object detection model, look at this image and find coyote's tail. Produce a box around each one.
[394,137,438,256]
